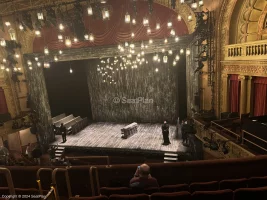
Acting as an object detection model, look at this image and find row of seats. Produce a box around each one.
[2,155,267,199]
[98,177,267,196]
[69,187,267,200]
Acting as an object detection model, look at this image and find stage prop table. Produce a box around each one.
[121,123,138,139]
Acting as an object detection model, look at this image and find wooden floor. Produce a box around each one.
[52,122,187,153]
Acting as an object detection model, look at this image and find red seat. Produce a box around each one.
[100,187,131,197]
[109,194,149,200]
[247,176,267,188]
[130,187,159,195]
[219,178,247,190]
[160,184,189,193]
[69,196,108,200]
[189,181,219,193]
[191,189,233,200]
[234,186,267,200]
[150,191,191,200]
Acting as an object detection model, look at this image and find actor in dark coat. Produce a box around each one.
[60,123,67,143]
[162,121,171,145]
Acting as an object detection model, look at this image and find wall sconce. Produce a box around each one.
[8,28,16,41]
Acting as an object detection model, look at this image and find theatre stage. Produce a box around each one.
[51,122,188,153]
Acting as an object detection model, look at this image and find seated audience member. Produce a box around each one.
[130,164,159,188]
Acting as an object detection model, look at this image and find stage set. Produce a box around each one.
[51,122,187,154]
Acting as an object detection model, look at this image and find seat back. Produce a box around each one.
[52,168,72,200]
[131,187,159,195]
[234,186,267,200]
[191,189,233,200]
[247,176,267,188]
[189,181,219,193]
[219,178,247,190]
[151,191,191,200]
[42,187,56,200]
[109,194,149,200]
[100,187,131,197]
[160,184,189,193]
[37,168,53,195]
[0,168,15,196]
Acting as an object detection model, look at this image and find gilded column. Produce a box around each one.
[221,73,229,112]
[246,76,252,114]
[239,75,247,115]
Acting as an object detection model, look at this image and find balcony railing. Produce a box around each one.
[224,40,267,61]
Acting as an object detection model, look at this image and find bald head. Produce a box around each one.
[139,164,150,177]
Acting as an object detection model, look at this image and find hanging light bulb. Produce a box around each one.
[54,56,58,61]
[59,50,63,54]
[173,60,177,66]
[125,12,131,23]
[180,49,184,54]
[120,47,125,52]
[0,38,6,47]
[145,45,148,49]
[162,48,165,53]
[168,50,173,55]
[177,15,182,21]
[3,58,6,63]
[191,2,198,9]
[149,39,153,44]
[164,38,168,43]
[84,34,89,40]
[35,57,38,61]
[155,68,158,72]
[74,37,78,43]
[27,60,32,65]
[131,32,135,38]
[15,53,20,58]
[175,36,179,42]
[14,67,18,71]
[141,51,144,56]
[6,68,10,72]
[188,15,193,22]
[70,68,73,73]
[156,23,160,30]
[18,67,21,71]
[65,38,72,47]
[87,5,93,15]
[132,18,136,25]
[186,49,191,56]
[163,55,168,63]
[37,11,44,20]
[158,58,161,63]
[37,62,41,67]
[59,23,64,31]
[170,29,175,36]
[153,54,158,61]
[5,21,10,27]
[19,24,24,30]
[35,30,41,37]
[0,65,5,70]
[147,27,151,34]
[44,62,50,68]
[58,34,63,41]
[199,0,204,6]
[141,42,144,49]
[143,17,149,26]
[167,21,172,28]
[44,47,49,55]
[175,55,180,61]
[180,0,185,3]
[29,66,33,70]
[130,43,135,49]
[89,33,94,42]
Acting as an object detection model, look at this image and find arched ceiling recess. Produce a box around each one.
[15,0,195,54]
[235,0,267,43]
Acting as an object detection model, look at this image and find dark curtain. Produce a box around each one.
[253,77,267,116]
[0,87,8,114]
[230,74,240,113]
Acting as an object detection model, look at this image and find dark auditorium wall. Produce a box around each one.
[44,60,92,119]
[87,54,185,123]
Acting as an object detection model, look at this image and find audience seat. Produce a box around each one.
[191,189,233,200]
[234,186,267,199]
[100,187,131,197]
[69,196,108,200]
[219,178,247,190]
[130,187,159,195]
[150,191,191,200]
[160,184,189,193]
[109,194,149,200]
[247,176,267,188]
[189,181,219,193]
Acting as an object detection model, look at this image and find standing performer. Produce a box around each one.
[162,121,171,145]
[60,123,67,143]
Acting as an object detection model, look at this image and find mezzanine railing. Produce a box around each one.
[225,40,267,61]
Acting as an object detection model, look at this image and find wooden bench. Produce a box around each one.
[121,123,138,139]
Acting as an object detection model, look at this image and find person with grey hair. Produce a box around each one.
[130,164,159,188]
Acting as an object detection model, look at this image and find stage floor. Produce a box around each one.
[51,122,187,153]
